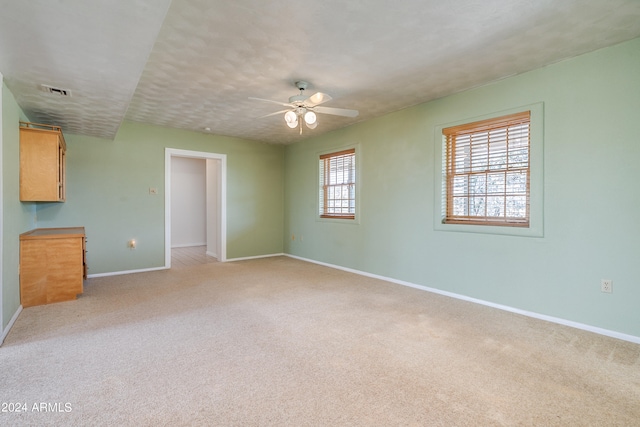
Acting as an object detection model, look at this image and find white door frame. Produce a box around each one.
[165,148,227,267]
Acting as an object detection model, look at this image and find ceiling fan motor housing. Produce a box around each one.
[289,94,307,104]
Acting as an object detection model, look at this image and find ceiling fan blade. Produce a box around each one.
[257,109,291,119]
[305,92,332,107]
[248,97,295,108]
[313,106,359,118]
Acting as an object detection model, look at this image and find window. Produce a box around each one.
[319,148,356,219]
[443,111,530,227]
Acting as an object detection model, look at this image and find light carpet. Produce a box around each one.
[1,256,639,426]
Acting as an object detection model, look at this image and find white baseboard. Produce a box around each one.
[88,252,281,277]
[1,305,23,346]
[285,254,640,345]
[87,266,169,278]
[226,253,285,262]
[171,243,206,248]
[205,251,217,258]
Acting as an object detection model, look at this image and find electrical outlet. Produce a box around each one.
[601,279,612,293]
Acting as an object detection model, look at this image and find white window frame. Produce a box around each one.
[317,144,360,224]
[434,103,544,237]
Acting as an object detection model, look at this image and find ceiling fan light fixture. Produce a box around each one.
[284,110,298,128]
[304,111,317,125]
[250,81,359,134]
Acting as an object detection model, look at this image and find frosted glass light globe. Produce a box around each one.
[304,111,317,125]
[284,111,298,128]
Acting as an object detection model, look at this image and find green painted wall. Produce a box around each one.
[284,38,640,337]
[2,82,35,329]
[35,121,284,274]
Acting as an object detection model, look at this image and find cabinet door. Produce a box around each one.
[20,237,84,307]
[19,240,49,307]
[20,127,66,202]
[45,238,83,303]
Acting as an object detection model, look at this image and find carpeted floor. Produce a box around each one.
[1,256,639,426]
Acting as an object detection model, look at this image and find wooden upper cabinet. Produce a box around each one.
[19,121,66,202]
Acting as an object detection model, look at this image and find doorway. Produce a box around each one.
[165,148,227,268]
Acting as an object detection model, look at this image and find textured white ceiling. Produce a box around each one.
[1,0,640,144]
[0,0,172,138]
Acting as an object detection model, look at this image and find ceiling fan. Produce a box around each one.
[249,81,359,134]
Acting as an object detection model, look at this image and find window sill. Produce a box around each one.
[316,216,360,225]
[435,219,542,237]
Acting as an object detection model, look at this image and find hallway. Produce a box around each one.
[171,246,217,268]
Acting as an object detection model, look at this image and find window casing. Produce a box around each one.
[443,111,530,227]
[319,149,356,219]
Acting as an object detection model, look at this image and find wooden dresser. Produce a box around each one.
[19,227,86,307]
